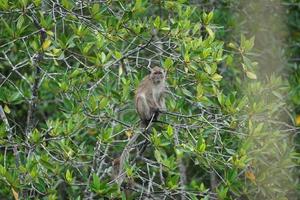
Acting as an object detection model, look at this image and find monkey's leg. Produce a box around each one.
[136,96,152,124]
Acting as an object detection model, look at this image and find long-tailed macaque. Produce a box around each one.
[115,67,166,187]
[135,66,166,128]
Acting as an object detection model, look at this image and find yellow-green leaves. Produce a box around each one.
[114,51,122,60]
[154,149,162,163]
[91,173,103,194]
[33,0,41,6]
[91,4,100,17]
[228,42,237,49]
[166,175,179,190]
[91,4,102,20]
[205,26,215,39]
[42,38,51,50]
[196,138,206,153]
[153,16,170,31]
[101,52,106,63]
[204,63,216,75]
[202,11,213,25]
[99,97,109,109]
[65,169,73,184]
[3,105,10,114]
[16,15,24,30]
[154,16,161,29]
[196,84,204,99]
[163,57,173,69]
[202,48,211,59]
[62,0,74,10]
[166,125,174,137]
[0,0,9,10]
[30,129,40,143]
[82,43,93,55]
[132,0,146,14]
[211,73,223,82]
[229,149,247,169]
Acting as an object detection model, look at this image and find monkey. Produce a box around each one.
[135,66,166,128]
[134,66,167,155]
[115,67,167,187]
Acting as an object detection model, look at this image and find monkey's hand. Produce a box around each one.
[159,107,167,112]
[154,107,160,113]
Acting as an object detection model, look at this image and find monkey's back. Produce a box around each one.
[135,75,158,107]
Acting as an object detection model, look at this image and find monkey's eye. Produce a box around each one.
[154,71,162,74]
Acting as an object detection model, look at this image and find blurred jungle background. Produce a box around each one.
[0,0,299,199]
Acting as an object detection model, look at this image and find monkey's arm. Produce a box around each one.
[158,94,166,111]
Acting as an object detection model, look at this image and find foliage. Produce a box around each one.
[0,0,299,199]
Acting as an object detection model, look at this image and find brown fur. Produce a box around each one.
[135,67,166,127]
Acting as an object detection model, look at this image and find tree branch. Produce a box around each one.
[0,105,20,168]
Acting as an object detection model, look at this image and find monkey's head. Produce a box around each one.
[150,66,165,85]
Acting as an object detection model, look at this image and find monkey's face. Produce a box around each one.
[150,67,165,85]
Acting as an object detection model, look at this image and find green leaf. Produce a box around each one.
[62,0,74,9]
[1,18,14,36]
[167,175,179,189]
[91,4,100,16]
[154,149,162,163]
[196,138,206,153]
[204,63,212,74]
[207,11,213,23]
[0,0,9,10]
[217,186,228,200]
[0,164,7,176]
[33,0,41,6]
[167,125,173,137]
[202,48,211,58]
[42,39,51,50]
[154,16,161,29]
[0,123,7,139]
[17,15,24,30]
[70,69,81,78]
[164,57,173,68]
[114,51,122,59]
[31,129,40,143]
[228,42,237,49]
[101,52,106,63]
[83,43,93,54]
[99,97,108,109]
[211,73,223,81]
[91,173,101,191]
[4,105,10,114]
[65,169,73,184]
[161,26,170,31]
[210,63,217,74]
[196,84,204,99]
[205,26,215,39]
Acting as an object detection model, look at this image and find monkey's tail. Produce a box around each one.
[117,133,139,186]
